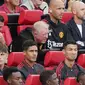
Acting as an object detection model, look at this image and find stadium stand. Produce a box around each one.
[61,12,73,23]
[77,54,85,68]
[25,75,42,85]
[44,51,65,70]
[64,77,79,85]
[7,52,24,66]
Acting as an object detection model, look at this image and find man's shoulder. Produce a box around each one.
[56,62,65,72]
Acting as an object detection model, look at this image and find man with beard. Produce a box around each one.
[56,40,85,85]
[67,1,85,49]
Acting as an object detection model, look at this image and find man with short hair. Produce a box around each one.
[77,71,85,85]
[42,0,73,50]
[0,42,8,75]
[67,1,85,49]
[3,67,25,85]
[18,40,44,79]
[0,15,6,45]
[0,0,24,13]
[56,40,85,85]
[40,70,59,85]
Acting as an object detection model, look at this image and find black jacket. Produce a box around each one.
[42,14,73,49]
[67,18,85,48]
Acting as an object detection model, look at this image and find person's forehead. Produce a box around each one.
[50,0,64,7]
[66,44,77,49]
[28,45,38,50]
[12,72,22,77]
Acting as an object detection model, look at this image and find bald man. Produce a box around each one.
[41,0,73,50]
[67,1,85,49]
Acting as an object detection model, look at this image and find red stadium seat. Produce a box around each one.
[7,52,24,66]
[17,25,32,35]
[25,75,42,85]
[44,51,65,67]
[18,10,43,25]
[61,12,73,23]
[1,26,12,46]
[0,76,8,85]
[0,11,8,25]
[77,54,85,68]
[64,77,78,85]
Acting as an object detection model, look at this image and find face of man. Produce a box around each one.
[0,52,8,65]
[47,73,59,85]
[0,22,4,31]
[9,0,19,6]
[79,75,85,85]
[24,45,38,62]
[34,28,49,43]
[75,2,85,20]
[63,44,78,61]
[49,0,65,21]
[8,72,24,85]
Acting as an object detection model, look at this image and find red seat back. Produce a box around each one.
[1,26,12,46]
[64,77,78,85]
[18,10,43,25]
[17,25,32,35]
[7,52,24,66]
[0,11,8,25]
[77,54,85,68]
[61,12,73,23]
[25,75,42,85]
[0,76,8,85]
[44,51,65,67]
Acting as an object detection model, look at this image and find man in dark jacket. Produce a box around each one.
[42,0,73,50]
[67,1,85,49]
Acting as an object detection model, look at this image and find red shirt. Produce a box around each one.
[0,3,24,13]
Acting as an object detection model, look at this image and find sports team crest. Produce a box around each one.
[59,32,64,38]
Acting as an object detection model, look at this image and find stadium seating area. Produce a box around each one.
[0,9,85,85]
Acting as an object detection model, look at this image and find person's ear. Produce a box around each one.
[46,80,51,85]
[79,81,83,85]
[7,79,11,84]
[48,8,52,13]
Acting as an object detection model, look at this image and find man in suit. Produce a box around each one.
[67,1,85,49]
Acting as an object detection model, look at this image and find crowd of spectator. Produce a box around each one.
[0,0,85,85]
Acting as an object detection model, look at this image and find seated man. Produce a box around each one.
[56,40,85,85]
[17,40,44,79]
[0,0,24,13]
[67,1,85,49]
[40,70,59,85]
[3,67,25,85]
[20,0,48,14]
[77,71,85,85]
[0,42,8,75]
[0,15,5,45]
[41,0,73,50]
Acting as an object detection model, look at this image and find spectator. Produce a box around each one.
[67,1,85,49]
[40,70,59,85]
[0,15,5,45]
[18,40,44,79]
[56,40,85,85]
[20,0,48,14]
[0,0,24,13]
[3,67,25,85]
[42,0,73,50]
[77,71,85,85]
[0,42,8,75]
